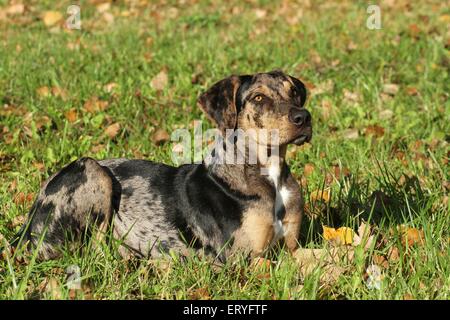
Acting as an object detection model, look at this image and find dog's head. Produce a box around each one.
[198,70,312,147]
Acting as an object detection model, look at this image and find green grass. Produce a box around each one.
[0,0,449,299]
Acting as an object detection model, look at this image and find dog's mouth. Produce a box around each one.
[289,130,312,146]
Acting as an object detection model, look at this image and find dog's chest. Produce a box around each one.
[266,163,292,240]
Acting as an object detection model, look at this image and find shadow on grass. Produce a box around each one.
[299,168,432,246]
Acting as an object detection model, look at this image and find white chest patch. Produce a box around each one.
[279,186,291,204]
[267,163,281,187]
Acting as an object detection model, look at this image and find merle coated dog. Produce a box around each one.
[13,70,312,261]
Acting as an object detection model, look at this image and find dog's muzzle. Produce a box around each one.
[288,108,312,145]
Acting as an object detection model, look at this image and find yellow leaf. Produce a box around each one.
[42,11,63,27]
[310,189,330,203]
[323,225,354,245]
[323,226,339,241]
[36,86,50,97]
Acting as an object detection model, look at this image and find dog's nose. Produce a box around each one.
[289,108,311,127]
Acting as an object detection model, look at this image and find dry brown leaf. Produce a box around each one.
[342,128,359,139]
[65,109,78,123]
[42,11,63,27]
[36,86,51,98]
[383,83,399,96]
[403,293,415,300]
[6,4,25,15]
[150,69,168,91]
[387,246,400,262]
[373,254,389,268]
[251,257,273,269]
[343,89,360,103]
[104,123,121,139]
[406,87,419,96]
[379,109,394,120]
[397,225,425,247]
[303,163,315,177]
[293,247,348,284]
[45,277,62,299]
[83,97,109,113]
[104,82,118,93]
[152,129,170,146]
[189,287,211,300]
[352,222,374,250]
[10,215,26,228]
[365,125,385,138]
[51,86,68,100]
[409,24,420,37]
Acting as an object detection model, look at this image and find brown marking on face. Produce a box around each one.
[198,71,311,147]
[236,71,311,146]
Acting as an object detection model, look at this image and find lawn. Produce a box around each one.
[0,0,448,300]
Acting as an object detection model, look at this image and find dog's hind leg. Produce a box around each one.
[19,157,114,260]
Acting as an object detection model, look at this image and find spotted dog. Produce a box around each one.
[13,70,312,261]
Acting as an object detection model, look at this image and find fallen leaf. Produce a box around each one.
[9,215,26,228]
[104,82,118,93]
[254,9,267,19]
[96,2,111,13]
[51,86,68,100]
[403,293,415,300]
[342,128,359,139]
[387,246,400,262]
[379,109,394,120]
[6,4,25,15]
[36,86,51,98]
[83,97,109,113]
[323,226,354,245]
[42,11,63,27]
[406,87,418,96]
[303,163,315,177]
[150,69,168,91]
[373,254,389,268]
[189,287,211,300]
[45,277,62,299]
[104,123,121,139]
[342,89,360,103]
[397,225,425,247]
[310,189,331,203]
[408,24,420,38]
[365,125,385,138]
[293,247,348,284]
[352,222,375,251]
[152,129,170,145]
[383,83,399,96]
[252,257,273,269]
[65,109,78,123]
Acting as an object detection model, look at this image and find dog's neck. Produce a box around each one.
[205,141,288,197]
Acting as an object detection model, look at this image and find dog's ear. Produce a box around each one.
[288,75,308,108]
[198,75,250,132]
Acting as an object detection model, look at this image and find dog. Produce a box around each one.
[12,70,312,262]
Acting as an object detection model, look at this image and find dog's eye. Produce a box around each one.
[253,95,263,102]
